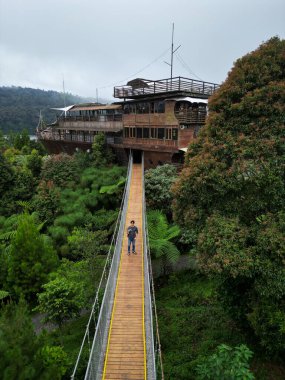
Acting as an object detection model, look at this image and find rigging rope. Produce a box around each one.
[175,51,204,81]
[98,47,171,90]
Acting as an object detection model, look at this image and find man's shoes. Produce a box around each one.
[127,252,130,256]
[132,251,137,255]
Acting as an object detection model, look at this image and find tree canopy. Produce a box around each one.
[173,37,285,354]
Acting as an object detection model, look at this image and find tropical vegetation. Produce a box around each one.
[0,132,126,378]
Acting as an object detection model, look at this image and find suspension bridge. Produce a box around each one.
[71,154,163,380]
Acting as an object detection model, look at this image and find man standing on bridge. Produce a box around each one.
[127,220,138,255]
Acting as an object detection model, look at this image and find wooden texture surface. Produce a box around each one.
[103,164,146,380]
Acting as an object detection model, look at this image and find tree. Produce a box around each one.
[67,227,108,260]
[37,345,69,379]
[36,259,92,331]
[0,298,67,379]
[147,210,180,274]
[173,37,285,354]
[0,152,15,215]
[196,344,254,380]
[91,132,114,166]
[36,277,85,330]
[41,153,80,188]
[27,149,42,178]
[145,164,177,215]
[0,298,40,379]
[7,213,58,301]
[33,180,61,226]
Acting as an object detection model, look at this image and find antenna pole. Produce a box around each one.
[164,23,180,81]
[171,23,174,80]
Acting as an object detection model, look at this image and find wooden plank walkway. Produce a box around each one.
[102,163,146,380]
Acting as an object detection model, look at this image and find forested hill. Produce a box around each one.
[0,86,99,134]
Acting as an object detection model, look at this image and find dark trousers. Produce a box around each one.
[128,237,136,253]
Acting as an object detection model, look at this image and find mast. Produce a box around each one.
[164,23,181,80]
[171,23,174,80]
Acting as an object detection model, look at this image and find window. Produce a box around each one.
[129,127,136,138]
[157,128,165,139]
[136,128,142,138]
[150,128,157,139]
[157,101,165,113]
[165,128,172,140]
[127,104,133,113]
[143,128,150,138]
[136,102,149,114]
[172,128,178,140]
[124,127,129,138]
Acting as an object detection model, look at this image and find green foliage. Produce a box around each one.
[26,149,42,177]
[0,290,9,300]
[99,177,126,194]
[145,164,178,214]
[7,213,58,301]
[156,271,248,379]
[196,344,254,380]
[0,142,41,216]
[48,225,69,246]
[0,298,55,380]
[67,227,108,260]
[47,314,91,378]
[197,214,252,278]
[36,259,96,330]
[148,210,180,271]
[38,345,69,379]
[91,132,114,166]
[48,165,125,249]
[0,152,15,216]
[41,153,80,187]
[12,129,30,150]
[36,277,85,329]
[33,180,61,226]
[173,37,285,355]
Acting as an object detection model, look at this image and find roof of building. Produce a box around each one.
[70,104,122,111]
[51,103,122,112]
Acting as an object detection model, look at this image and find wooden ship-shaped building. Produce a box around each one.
[37,76,219,167]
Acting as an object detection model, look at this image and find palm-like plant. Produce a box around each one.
[147,210,180,267]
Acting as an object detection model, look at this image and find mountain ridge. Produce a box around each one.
[0,86,108,134]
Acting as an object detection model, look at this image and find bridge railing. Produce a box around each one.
[71,153,133,380]
[142,153,164,380]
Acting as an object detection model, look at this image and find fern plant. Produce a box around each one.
[147,210,180,269]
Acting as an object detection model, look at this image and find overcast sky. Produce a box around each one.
[0,0,284,101]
